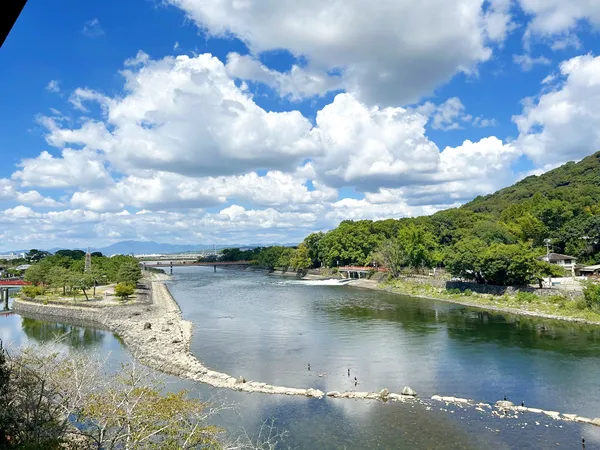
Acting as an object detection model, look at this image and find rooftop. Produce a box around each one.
[542,253,578,262]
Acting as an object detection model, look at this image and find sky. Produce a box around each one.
[1,0,600,251]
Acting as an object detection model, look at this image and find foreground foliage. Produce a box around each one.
[0,342,284,449]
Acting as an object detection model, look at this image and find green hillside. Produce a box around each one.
[464,151,600,216]
[297,151,600,285]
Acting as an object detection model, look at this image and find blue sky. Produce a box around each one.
[1,0,600,250]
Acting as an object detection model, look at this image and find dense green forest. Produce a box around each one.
[220,152,600,286]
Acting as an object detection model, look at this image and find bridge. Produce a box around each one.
[0,280,30,287]
[141,260,252,274]
[339,266,388,279]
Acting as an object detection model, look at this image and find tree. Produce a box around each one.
[372,239,405,277]
[303,232,324,268]
[0,344,225,449]
[290,244,312,271]
[54,249,86,260]
[21,285,45,299]
[114,283,134,300]
[444,238,486,282]
[24,263,49,285]
[71,273,94,301]
[116,261,142,286]
[25,249,50,263]
[533,261,565,288]
[397,224,437,272]
[479,243,538,286]
[583,281,600,309]
[47,266,70,295]
[79,365,222,449]
[89,267,108,297]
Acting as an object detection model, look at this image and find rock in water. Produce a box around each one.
[235,376,246,384]
[401,386,417,397]
[495,400,513,409]
[379,388,389,400]
[143,322,152,330]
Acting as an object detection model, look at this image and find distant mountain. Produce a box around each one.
[95,241,298,256]
[2,241,300,257]
[95,241,214,256]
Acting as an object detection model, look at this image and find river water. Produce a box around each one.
[3,268,600,448]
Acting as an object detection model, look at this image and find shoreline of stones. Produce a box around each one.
[430,395,600,427]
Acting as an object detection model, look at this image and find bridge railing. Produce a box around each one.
[338,266,389,272]
[0,280,31,285]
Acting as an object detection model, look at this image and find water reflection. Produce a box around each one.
[20,318,105,348]
[169,267,600,420]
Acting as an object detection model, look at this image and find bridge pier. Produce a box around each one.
[1,288,8,311]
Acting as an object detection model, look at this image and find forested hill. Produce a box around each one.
[464,151,600,216]
[293,151,600,282]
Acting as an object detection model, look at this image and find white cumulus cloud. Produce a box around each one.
[513,54,600,166]
[168,0,502,105]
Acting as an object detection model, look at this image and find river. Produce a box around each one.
[3,268,600,448]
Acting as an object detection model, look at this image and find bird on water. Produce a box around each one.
[307,363,310,371]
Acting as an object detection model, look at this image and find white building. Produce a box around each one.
[540,253,578,274]
[0,252,25,261]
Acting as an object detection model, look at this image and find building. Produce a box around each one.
[0,252,25,261]
[579,264,600,277]
[539,253,578,274]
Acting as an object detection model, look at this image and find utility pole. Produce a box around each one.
[543,238,552,288]
[544,238,552,258]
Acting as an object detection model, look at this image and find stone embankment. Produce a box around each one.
[431,395,600,427]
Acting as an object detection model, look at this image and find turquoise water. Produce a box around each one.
[3,270,600,448]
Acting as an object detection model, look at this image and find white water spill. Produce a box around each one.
[275,279,351,286]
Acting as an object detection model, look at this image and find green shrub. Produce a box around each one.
[114,283,135,300]
[21,285,46,299]
[516,291,538,303]
[447,288,461,295]
[575,298,588,310]
[463,289,473,296]
[583,282,600,309]
[548,294,568,306]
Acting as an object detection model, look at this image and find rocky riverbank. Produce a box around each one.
[348,279,600,326]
